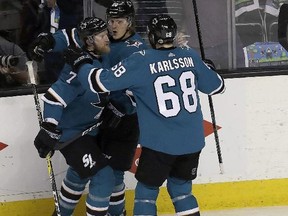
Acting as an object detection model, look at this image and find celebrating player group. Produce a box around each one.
[29,0,225,215]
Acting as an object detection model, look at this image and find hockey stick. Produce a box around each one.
[192,0,224,174]
[278,4,288,51]
[26,61,61,216]
[53,121,102,150]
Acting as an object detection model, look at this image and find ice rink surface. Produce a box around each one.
[161,206,288,216]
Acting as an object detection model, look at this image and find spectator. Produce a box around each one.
[20,0,83,83]
[236,0,288,67]
[20,0,83,51]
[0,32,28,88]
[19,0,50,53]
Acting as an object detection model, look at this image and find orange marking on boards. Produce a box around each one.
[0,142,8,151]
[129,120,222,174]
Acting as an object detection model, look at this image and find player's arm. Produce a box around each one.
[99,90,137,129]
[34,78,78,158]
[109,91,136,115]
[75,63,135,128]
[196,57,225,95]
[63,45,140,91]
[53,28,82,51]
[34,66,87,158]
[34,85,64,158]
[28,28,81,62]
[28,32,56,62]
[63,46,139,126]
[62,46,110,93]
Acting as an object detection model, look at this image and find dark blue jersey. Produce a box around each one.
[78,47,225,155]
[108,33,148,67]
[42,58,107,142]
[42,29,137,142]
[53,28,82,51]
[107,33,148,112]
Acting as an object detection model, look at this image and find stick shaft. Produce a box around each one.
[26,61,61,215]
[54,121,101,150]
[192,0,224,174]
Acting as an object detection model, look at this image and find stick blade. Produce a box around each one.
[219,163,224,174]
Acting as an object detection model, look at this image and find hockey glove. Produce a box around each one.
[28,33,55,62]
[100,102,126,129]
[34,122,61,158]
[203,59,216,71]
[63,45,93,72]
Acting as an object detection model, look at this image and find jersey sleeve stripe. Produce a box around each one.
[94,68,109,93]
[71,28,81,48]
[209,74,225,95]
[61,29,70,46]
[88,68,101,94]
[43,88,67,107]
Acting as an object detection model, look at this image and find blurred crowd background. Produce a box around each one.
[0,0,288,88]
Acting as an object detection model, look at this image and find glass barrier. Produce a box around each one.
[0,0,83,91]
[1,0,288,94]
[235,0,288,68]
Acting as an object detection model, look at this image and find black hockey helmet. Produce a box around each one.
[106,0,135,19]
[147,14,177,48]
[77,17,107,39]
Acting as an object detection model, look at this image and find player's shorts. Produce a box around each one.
[98,113,139,171]
[135,147,201,187]
[60,135,109,179]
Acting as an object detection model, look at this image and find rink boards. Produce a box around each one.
[0,76,288,215]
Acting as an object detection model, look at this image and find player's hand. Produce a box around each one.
[28,33,55,62]
[34,122,61,158]
[100,101,126,129]
[203,59,216,71]
[176,32,190,48]
[63,45,93,72]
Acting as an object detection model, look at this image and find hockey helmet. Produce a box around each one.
[106,0,135,19]
[77,17,107,39]
[147,14,177,47]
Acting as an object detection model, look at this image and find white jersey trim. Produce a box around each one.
[209,74,225,95]
[46,88,67,107]
[61,29,70,46]
[95,68,109,92]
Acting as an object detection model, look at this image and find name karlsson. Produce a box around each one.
[149,57,194,74]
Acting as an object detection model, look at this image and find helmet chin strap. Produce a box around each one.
[118,28,130,41]
[110,27,130,42]
[112,18,132,41]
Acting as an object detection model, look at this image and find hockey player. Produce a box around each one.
[97,1,148,215]
[63,14,225,215]
[33,17,115,216]
[28,3,140,213]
